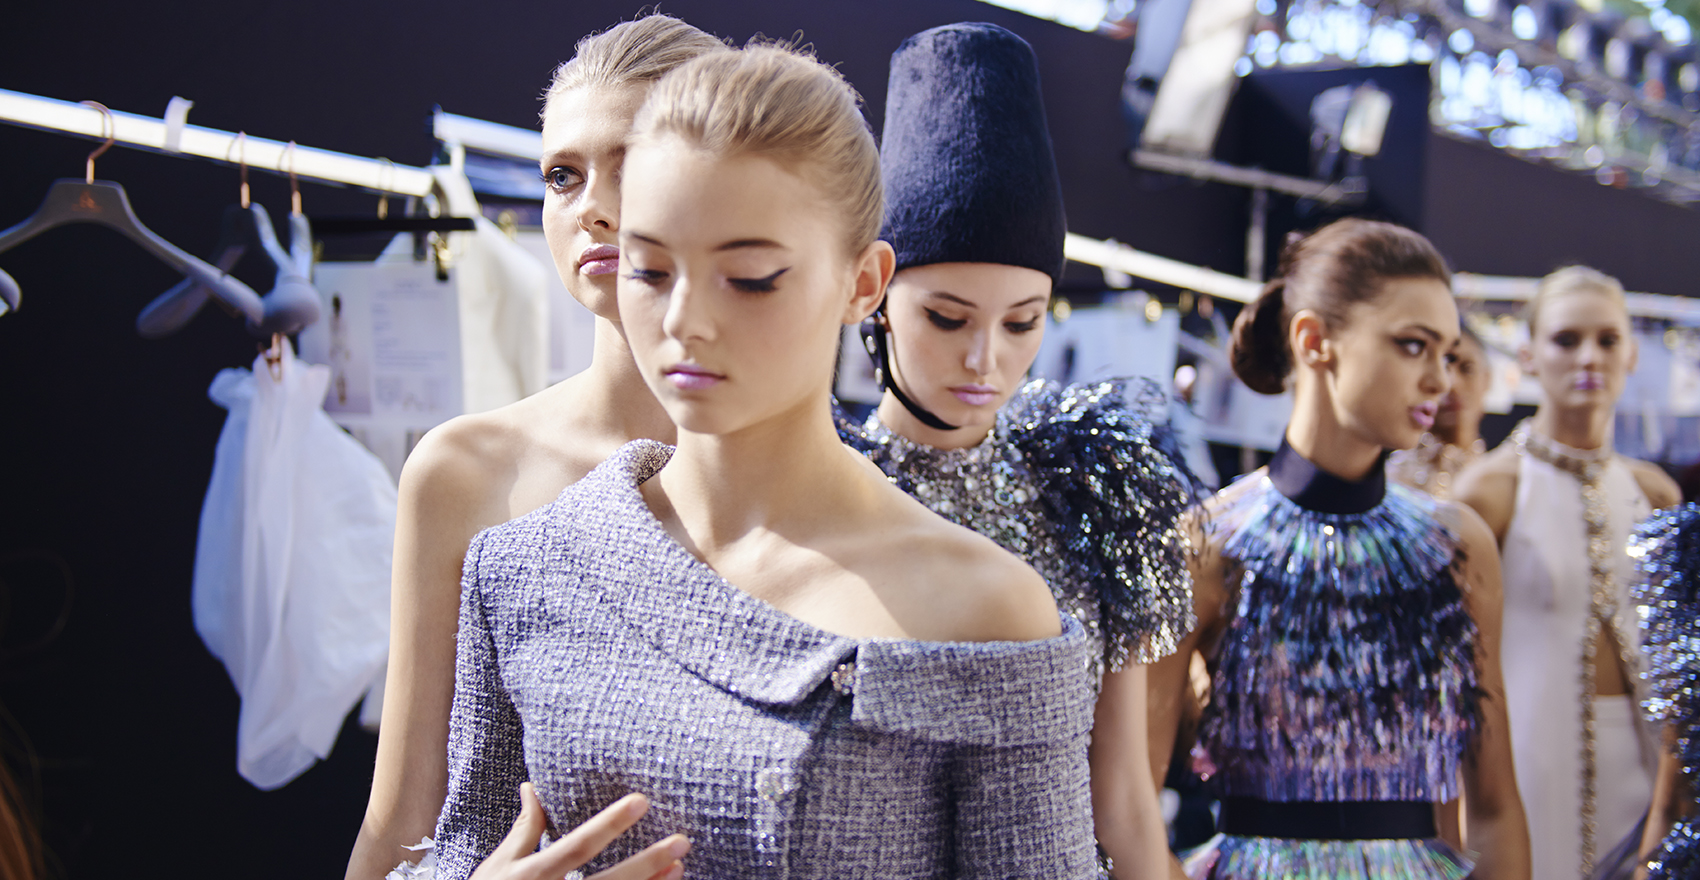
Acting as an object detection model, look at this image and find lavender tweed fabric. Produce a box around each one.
[432,440,1098,880]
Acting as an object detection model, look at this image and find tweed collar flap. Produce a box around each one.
[849,615,1093,746]
[566,441,858,706]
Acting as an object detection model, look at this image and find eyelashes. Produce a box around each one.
[620,267,793,292]
[729,268,789,293]
[925,309,1040,334]
[541,166,583,194]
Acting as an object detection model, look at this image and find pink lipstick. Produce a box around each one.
[1574,372,1605,391]
[1411,401,1438,430]
[664,363,723,391]
[951,384,999,406]
[578,243,619,277]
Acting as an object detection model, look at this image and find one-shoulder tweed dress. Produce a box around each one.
[432,440,1099,880]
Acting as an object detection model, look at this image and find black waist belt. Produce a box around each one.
[1218,797,1438,841]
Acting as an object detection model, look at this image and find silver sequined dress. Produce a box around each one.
[432,440,1100,880]
[839,378,1200,686]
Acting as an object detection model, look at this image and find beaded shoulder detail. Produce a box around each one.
[840,378,1205,669]
[1198,471,1483,802]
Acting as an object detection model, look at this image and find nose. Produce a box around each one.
[964,328,997,378]
[576,168,618,232]
[660,276,712,344]
[1423,351,1451,397]
[1576,338,1604,368]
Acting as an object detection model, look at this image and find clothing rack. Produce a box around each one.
[0,88,436,196]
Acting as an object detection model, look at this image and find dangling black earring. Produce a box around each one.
[861,302,960,432]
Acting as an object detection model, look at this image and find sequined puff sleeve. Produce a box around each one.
[1013,378,1206,669]
[432,530,527,880]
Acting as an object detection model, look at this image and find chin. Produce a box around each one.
[566,274,619,320]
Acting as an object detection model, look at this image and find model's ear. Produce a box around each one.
[1627,332,1640,375]
[845,240,895,325]
[1289,308,1332,368]
[1517,341,1535,377]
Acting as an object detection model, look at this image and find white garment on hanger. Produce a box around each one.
[193,344,397,790]
[430,165,547,413]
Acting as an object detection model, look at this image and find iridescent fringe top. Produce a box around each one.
[1630,503,1700,880]
[1197,442,1483,803]
[840,378,1203,683]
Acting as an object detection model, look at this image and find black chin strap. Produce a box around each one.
[859,305,960,432]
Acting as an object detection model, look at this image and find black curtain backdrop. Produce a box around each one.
[0,2,1693,877]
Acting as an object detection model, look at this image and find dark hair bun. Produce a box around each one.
[1230,278,1291,395]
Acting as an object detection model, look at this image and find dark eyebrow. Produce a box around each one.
[926,292,1048,310]
[714,238,786,252]
[1397,324,1447,342]
[628,231,666,247]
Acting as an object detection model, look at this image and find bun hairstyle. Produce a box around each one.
[1524,265,1627,335]
[1230,218,1451,395]
[542,13,728,110]
[630,42,884,255]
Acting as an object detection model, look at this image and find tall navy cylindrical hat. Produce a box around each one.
[880,22,1067,285]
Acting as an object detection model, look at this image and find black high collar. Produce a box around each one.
[1267,438,1389,515]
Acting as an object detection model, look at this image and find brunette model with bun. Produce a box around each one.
[1148,218,1529,879]
[1454,266,1680,879]
[433,41,1099,880]
[345,16,728,880]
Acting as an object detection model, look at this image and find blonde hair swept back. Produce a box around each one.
[629,42,885,255]
[542,13,727,114]
[1526,265,1628,335]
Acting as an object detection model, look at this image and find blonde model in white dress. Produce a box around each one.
[1457,266,1681,879]
[1498,425,1656,880]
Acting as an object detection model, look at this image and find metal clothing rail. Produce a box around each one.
[0,88,437,196]
[1454,272,1700,323]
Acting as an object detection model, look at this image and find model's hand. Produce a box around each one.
[471,783,690,880]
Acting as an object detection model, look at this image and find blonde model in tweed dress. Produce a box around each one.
[434,44,1099,880]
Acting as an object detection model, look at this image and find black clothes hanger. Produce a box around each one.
[0,102,263,324]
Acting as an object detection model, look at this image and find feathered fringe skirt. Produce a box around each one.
[1180,834,1472,880]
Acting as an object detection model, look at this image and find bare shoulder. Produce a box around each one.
[873,487,1061,644]
[1453,444,1520,541]
[399,410,525,516]
[1625,457,1682,510]
[399,379,603,527]
[1434,499,1502,611]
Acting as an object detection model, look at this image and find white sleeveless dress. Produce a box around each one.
[1500,430,1657,880]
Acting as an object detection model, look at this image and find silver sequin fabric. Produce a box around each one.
[1630,503,1700,880]
[840,378,1199,687]
[432,440,1100,880]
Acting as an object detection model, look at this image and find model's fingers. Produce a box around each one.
[586,834,691,880]
[530,792,652,875]
[492,782,548,862]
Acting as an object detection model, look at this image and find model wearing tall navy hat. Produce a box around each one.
[840,21,1203,879]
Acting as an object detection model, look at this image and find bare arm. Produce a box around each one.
[345,427,506,880]
[1090,664,1170,880]
[1147,513,1225,880]
[1450,502,1532,880]
[1635,743,1687,879]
